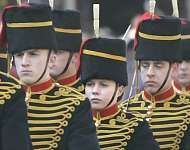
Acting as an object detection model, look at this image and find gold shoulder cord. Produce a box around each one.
[0,71,22,105]
[27,85,85,150]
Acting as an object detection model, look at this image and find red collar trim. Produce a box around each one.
[143,86,175,102]
[58,74,77,85]
[173,80,190,92]
[93,104,119,118]
[23,79,53,92]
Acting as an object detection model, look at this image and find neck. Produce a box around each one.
[23,78,53,92]
[93,104,119,118]
[57,74,77,85]
[173,80,190,92]
[143,86,176,102]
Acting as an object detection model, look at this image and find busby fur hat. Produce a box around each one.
[81,38,128,86]
[135,16,181,61]
[180,19,190,60]
[1,4,56,54]
[52,10,82,53]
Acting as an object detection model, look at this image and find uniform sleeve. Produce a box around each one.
[180,126,190,150]
[67,98,100,150]
[0,88,32,150]
[127,120,160,150]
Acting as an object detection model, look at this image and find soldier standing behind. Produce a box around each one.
[172,19,190,150]
[2,4,99,150]
[121,13,190,149]
[172,19,190,95]
[80,37,160,150]
[50,10,84,93]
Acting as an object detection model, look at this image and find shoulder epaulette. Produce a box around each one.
[0,71,22,105]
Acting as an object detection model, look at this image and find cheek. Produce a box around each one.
[140,71,146,79]
[85,87,91,98]
[14,60,21,72]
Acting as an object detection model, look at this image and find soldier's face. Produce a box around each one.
[85,79,124,111]
[140,60,173,94]
[175,61,190,87]
[14,49,52,85]
[49,50,71,79]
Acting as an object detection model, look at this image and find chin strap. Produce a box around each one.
[152,63,171,95]
[31,50,52,85]
[105,83,119,108]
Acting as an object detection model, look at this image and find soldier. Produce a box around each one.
[50,10,84,93]
[0,72,32,149]
[173,19,190,150]
[120,15,190,149]
[2,4,99,150]
[172,19,190,94]
[80,37,160,150]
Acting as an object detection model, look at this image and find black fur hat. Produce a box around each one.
[135,16,181,61]
[4,5,56,54]
[180,19,190,60]
[52,10,82,53]
[81,38,128,86]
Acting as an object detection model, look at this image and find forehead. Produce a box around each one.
[140,60,169,64]
[88,79,115,83]
[54,50,70,54]
[15,49,49,54]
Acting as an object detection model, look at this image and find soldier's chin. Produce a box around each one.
[144,87,158,94]
[178,78,190,86]
[20,77,35,86]
[91,103,105,111]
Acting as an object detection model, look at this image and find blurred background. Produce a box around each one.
[1,0,190,37]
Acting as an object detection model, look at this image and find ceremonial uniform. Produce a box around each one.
[172,19,190,95]
[121,88,190,150]
[3,4,99,150]
[26,79,99,150]
[57,75,85,93]
[81,38,159,150]
[92,104,159,150]
[180,126,190,150]
[52,10,85,93]
[0,71,32,150]
[121,15,190,150]
[172,19,190,150]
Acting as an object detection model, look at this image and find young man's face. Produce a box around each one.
[49,50,70,79]
[140,60,173,94]
[14,49,52,85]
[175,60,190,87]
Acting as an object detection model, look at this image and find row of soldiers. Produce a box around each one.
[0,2,190,150]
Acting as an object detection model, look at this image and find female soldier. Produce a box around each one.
[80,37,160,150]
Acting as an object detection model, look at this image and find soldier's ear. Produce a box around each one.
[117,85,125,97]
[71,53,80,66]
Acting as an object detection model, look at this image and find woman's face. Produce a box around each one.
[85,79,124,111]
